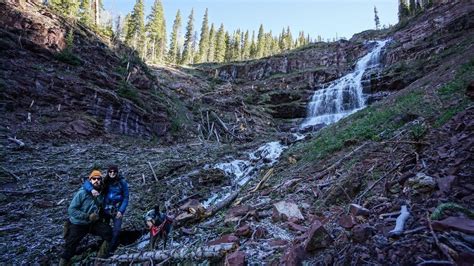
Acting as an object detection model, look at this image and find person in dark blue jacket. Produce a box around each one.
[84,165,129,253]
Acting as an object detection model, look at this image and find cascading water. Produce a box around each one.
[301,40,389,128]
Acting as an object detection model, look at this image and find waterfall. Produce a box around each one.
[301,40,389,129]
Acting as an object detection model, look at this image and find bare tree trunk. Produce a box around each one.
[108,243,237,262]
[151,37,156,62]
[94,0,100,26]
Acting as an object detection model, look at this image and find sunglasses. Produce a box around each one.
[109,170,116,173]
[90,177,101,181]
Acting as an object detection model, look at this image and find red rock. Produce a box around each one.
[235,224,252,237]
[225,205,250,223]
[280,244,306,265]
[287,222,307,232]
[351,224,374,243]
[437,175,456,194]
[269,239,288,247]
[208,234,239,245]
[338,214,356,229]
[349,203,371,217]
[304,220,333,251]
[225,251,245,266]
[432,217,474,234]
[254,226,267,239]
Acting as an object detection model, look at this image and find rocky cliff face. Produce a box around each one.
[0,2,173,141]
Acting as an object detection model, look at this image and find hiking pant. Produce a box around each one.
[108,215,122,252]
[61,222,112,260]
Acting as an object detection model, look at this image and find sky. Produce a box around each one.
[103,0,398,41]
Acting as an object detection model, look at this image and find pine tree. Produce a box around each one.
[215,23,226,62]
[374,6,380,30]
[146,0,166,63]
[168,9,181,64]
[126,0,146,56]
[279,28,286,50]
[285,26,293,50]
[398,0,410,21]
[224,31,232,62]
[249,31,257,59]
[181,8,194,64]
[50,0,79,18]
[192,31,199,64]
[197,8,210,63]
[264,32,272,56]
[242,30,250,60]
[256,24,265,58]
[207,23,216,62]
[409,0,416,14]
[122,14,131,42]
[79,0,93,26]
[232,29,242,61]
[298,31,306,47]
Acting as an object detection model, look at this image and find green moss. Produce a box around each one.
[431,203,474,220]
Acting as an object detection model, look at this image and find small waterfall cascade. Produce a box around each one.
[301,40,389,128]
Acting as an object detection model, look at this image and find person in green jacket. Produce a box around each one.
[59,170,112,265]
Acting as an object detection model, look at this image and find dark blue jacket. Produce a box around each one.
[84,176,129,214]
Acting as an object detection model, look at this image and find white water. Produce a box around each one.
[201,141,286,208]
[301,40,389,128]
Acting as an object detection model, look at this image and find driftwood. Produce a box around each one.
[108,243,237,262]
[148,162,159,181]
[210,112,241,140]
[250,168,274,193]
[389,205,410,236]
[7,137,25,148]
[205,189,241,218]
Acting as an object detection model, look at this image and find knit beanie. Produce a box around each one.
[89,170,102,179]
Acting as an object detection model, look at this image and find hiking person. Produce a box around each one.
[83,165,129,253]
[60,170,112,265]
[144,205,173,250]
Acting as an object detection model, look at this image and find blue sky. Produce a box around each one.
[103,0,398,41]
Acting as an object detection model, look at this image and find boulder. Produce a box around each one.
[254,226,268,239]
[351,223,375,243]
[287,222,307,233]
[338,214,356,229]
[280,244,306,265]
[406,172,437,193]
[225,251,246,266]
[304,220,333,251]
[235,224,252,237]
[273,201,304,222]
[349,203,371,217]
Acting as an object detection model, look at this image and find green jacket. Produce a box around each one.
[68,187,103,225]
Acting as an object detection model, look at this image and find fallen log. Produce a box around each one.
[108,243,237,262]
[250,168,273,193]
[7,136,25,149]
[148,162,159,181]
[389,205,410,236]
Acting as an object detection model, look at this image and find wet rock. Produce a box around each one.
[208,234,239,245]
[190,168,229,186]
[338,214,356,229]
[280,244,306,266]
[351,223,375,243]
[269,239,289,247]
[349,203,371,217]
[225,250,246,266]
[253,226,268,239]
[432,217,474,234]
[287,221,307,233]
[235,224,252,237]
[304,220,333,251]
[406,172,437,193]
[225,205,250,224]
[272,201,304,222]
